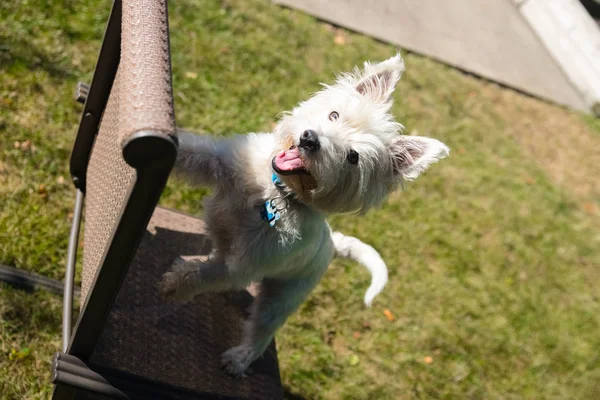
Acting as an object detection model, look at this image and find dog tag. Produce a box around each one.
[260,199,281,227]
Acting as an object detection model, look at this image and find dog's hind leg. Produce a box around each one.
[221,274,323,376]
[159,258,239,303]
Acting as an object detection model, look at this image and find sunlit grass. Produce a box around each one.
[1,0,599,398]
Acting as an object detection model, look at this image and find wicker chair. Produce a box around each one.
[50,1,283,398]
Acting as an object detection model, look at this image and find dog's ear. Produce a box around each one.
[355,54,405,103]
[390,135,449,181]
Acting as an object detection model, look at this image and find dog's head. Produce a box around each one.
[272,54,449,214]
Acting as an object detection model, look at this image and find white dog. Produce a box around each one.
[160,54,449,375]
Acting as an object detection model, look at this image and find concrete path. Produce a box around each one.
[275,0,595,113]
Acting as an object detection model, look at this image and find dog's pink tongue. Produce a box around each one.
[274,148,305,171]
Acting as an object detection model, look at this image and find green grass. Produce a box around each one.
[0,285,64,399]
[1,0,600,398]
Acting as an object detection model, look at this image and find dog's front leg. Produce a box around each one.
[221,274,323,376]
[159,257,243,303]
[174,131,232,186]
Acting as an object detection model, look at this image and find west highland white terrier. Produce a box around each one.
[160,54,449,375]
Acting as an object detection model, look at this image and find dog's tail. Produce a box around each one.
[331,231,388,307]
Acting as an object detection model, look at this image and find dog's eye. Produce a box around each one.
[329,111,339,121]
[347,149,359,165]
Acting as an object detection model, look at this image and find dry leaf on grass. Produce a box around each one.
[184,71,198,79]
[37,184,47,199]
[424,356,433,364]
[383,309,395,321]
[583,202,597,215]
[334,34,346,45]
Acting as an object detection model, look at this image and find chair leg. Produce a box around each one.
[51,352,129,400]
[63,189,84,352]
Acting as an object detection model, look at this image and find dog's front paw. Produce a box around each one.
[221,345,256,377]
[159,258,195,304]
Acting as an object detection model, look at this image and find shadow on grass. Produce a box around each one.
[283,387,308,400]
[0,284,63,337]
[0,35,73,78]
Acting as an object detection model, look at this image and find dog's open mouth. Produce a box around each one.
[272,146,310,175]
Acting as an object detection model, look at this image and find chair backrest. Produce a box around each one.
[67,0,177,360]
[80,0,176,304]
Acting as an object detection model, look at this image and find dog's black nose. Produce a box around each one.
[299,130,320,151]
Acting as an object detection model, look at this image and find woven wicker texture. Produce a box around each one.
[89,207,284,399]
[81,67,136,304]
[119,0,175,145]
[81,0,176,305]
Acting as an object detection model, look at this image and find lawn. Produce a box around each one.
[1,0,600,399]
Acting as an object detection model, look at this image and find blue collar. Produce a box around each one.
[272,173,285,190]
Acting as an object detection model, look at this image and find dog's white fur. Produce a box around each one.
[160,54,449,375]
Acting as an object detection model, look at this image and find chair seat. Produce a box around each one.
[87,207,283,399]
